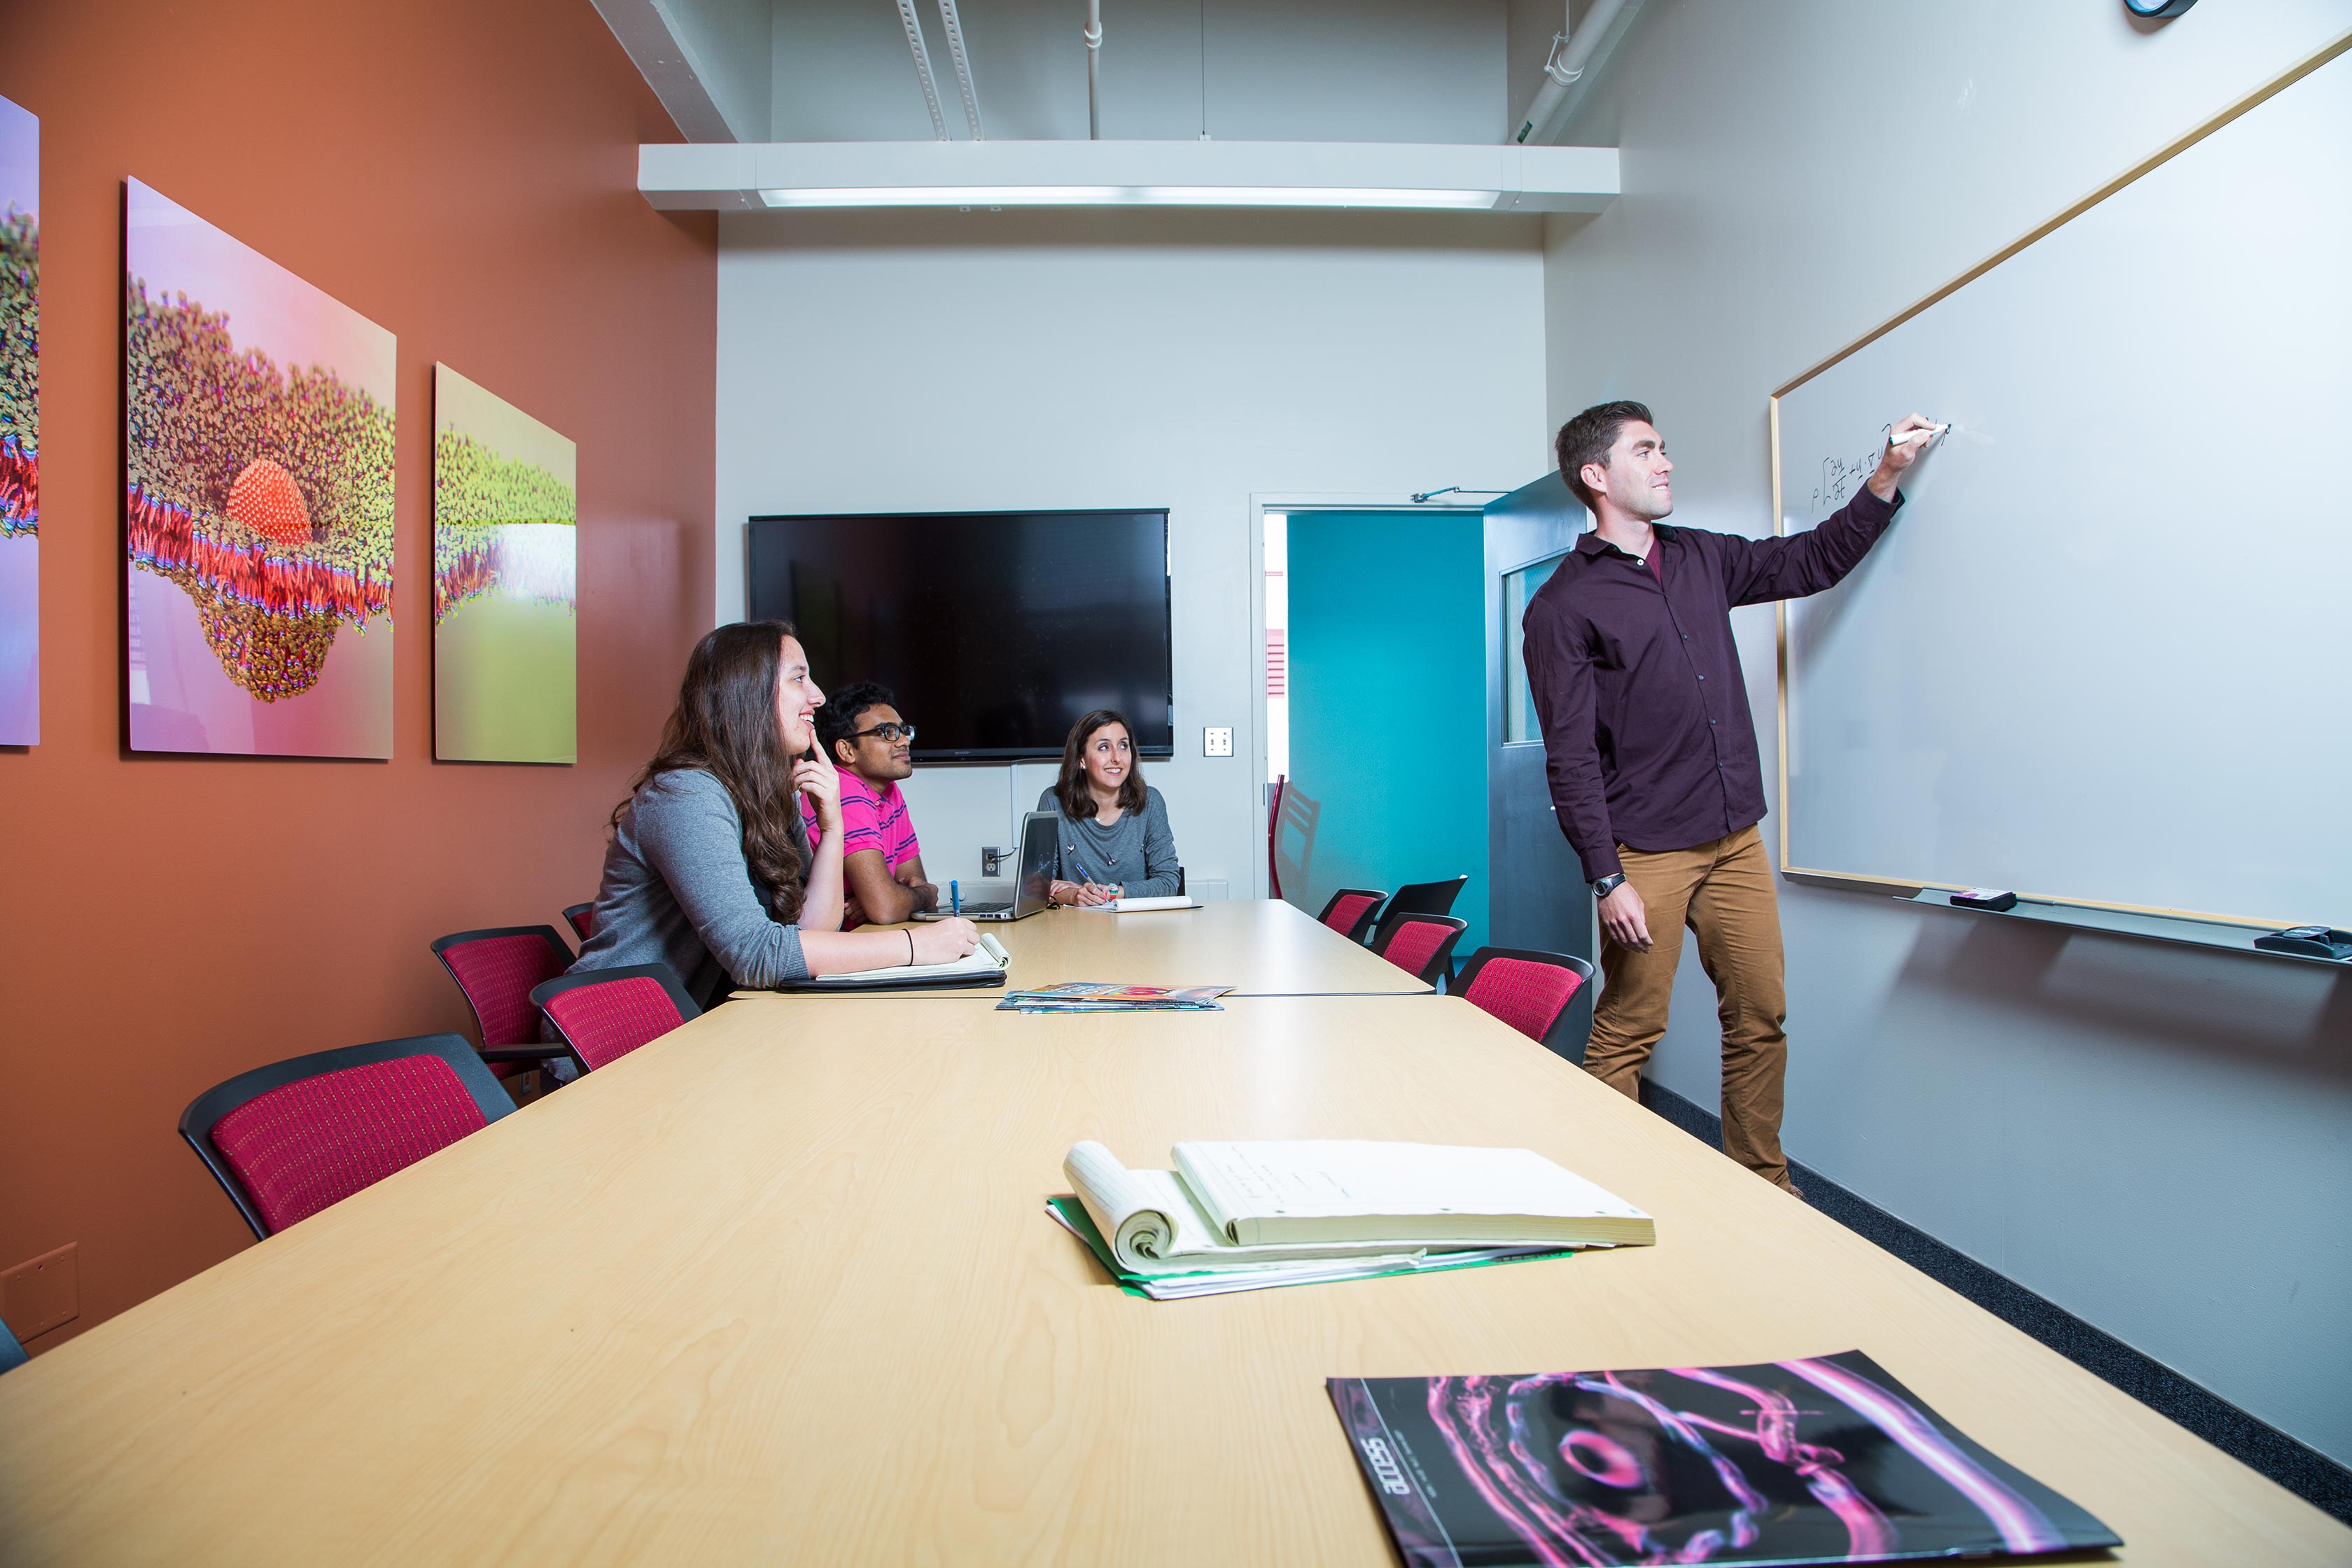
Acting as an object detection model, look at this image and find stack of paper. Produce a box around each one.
[1051,1138,1649,1301]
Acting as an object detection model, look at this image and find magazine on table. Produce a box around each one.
[997,981,1231,1013]
[1328,1350,2120,1567]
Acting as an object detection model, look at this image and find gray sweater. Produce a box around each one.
[1034,785,1182,898]
[573,769,812,1011]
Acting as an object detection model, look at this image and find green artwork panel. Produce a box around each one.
[433,362,576,764]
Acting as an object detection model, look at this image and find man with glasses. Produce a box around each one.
[805,682,940,927]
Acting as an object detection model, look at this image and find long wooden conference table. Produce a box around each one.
[736,894,1437,1000]
[1,903,2342,1564]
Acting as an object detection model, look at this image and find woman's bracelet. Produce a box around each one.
[904,929,916,966]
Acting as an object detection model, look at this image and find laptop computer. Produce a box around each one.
[916,810,1058,923]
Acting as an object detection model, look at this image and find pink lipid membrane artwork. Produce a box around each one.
[1,93,38,745]
[122,178,394,757]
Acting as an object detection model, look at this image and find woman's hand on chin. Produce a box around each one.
[792,750,844,832]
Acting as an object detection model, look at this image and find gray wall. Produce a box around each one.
[1539,1,2352,1465]
[715,208,1548,900]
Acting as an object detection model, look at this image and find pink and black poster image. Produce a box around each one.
[124,178,395,757]
[0,95,36,746]
[1330,1351,2120,1565]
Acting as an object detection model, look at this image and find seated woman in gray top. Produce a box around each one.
[1035,708,1182,905]
[573,620,979,1009]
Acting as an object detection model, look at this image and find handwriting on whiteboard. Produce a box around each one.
[1811,444,1884,513]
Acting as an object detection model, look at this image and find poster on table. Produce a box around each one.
[431,363,575,763]
[0,94,38,746]
[123,177,394,757]
[1330,1350,2120,1566]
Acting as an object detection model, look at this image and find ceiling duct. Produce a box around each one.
[893,0,950,141]
[1511,0,1640,145]
[936,0,986,140]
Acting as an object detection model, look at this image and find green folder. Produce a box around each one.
[1045,1196,1572,1301]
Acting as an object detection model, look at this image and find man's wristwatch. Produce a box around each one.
[1591,873,1628,899]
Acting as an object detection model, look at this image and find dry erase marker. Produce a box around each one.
[1889,423,1947,446]
[951,880,960,916]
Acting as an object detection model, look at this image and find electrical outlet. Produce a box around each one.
[1,1242,78,1342]
[981,846,1007,876]
[1204,726,1234,757]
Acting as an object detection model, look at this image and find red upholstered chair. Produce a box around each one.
[562,902,596,944]
[1315,888,1389,944]
[1383,875,1470,922]
[1373,913,1469,987]
[430,925,573,1078]
[529,964,699,1075]
[1455,946,1596,1055]
[178,1034,514,1240]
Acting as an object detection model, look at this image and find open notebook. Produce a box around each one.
[774,932,1009,990]
[1063,1139,1651,1276]
[1070,896,1202,913]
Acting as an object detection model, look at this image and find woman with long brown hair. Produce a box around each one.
[1036,708,1182,906]
[571,621,978,1006]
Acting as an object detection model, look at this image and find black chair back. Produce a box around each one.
[1383,875,1469,922]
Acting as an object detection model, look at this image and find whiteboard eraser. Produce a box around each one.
[1952,888,2017,912]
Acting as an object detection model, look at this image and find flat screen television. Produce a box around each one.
[746,509,1173,762]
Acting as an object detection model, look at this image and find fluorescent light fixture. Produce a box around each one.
[758,184,1499,211]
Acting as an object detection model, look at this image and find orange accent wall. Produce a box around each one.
[0,1,715,1349]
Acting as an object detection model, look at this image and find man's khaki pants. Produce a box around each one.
[1584,824,1793,1191]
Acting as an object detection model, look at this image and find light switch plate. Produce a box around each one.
[1204,727,1234,757]
[1,1242,78,1342]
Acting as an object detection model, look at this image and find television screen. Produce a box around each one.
[746,509,1173,762]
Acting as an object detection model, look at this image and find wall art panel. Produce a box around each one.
[0,95,38,745]
[432,363,575,763]
[124,178,394,757]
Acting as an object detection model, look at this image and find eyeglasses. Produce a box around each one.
[848,722,916,743]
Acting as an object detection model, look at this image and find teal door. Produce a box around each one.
[1282,510,1489,956]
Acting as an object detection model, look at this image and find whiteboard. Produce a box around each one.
[1774,38,2351,929]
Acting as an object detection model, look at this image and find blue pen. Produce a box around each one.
[1071,857,1115,901]
[951,879,960,916]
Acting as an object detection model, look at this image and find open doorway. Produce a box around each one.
[1263,507,1489,953]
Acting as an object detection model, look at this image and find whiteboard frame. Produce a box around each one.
[1769,25,2352,931]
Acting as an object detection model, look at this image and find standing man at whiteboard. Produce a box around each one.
[1523,401,1937,1194]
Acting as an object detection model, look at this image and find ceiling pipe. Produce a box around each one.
[1084,0,1103,141]
[936,0,986,141]
[1511,0,1630,145]
[893,0,950,141]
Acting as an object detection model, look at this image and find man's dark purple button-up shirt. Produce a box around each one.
[1522,488,1902,882]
